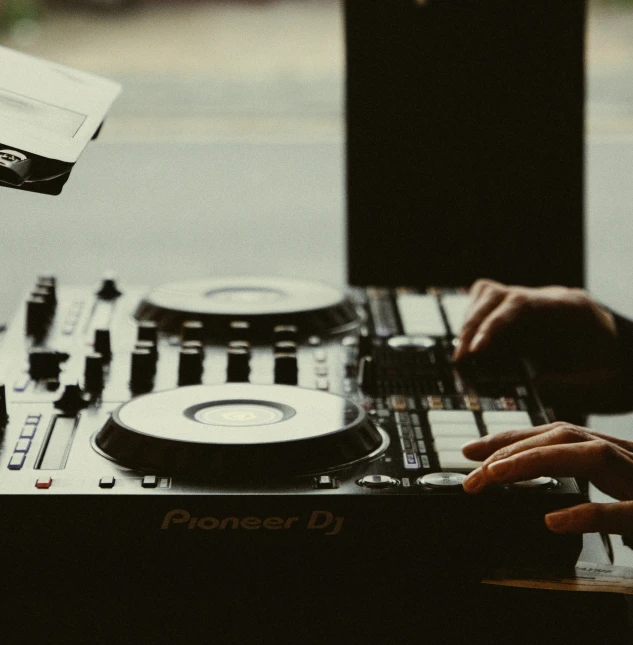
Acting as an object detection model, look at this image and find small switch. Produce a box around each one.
[142,475,158,488]
[314,475,338,489]
[99,476,116,489]
[35,477,53,489]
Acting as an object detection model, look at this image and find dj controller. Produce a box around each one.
[0,274,584,578]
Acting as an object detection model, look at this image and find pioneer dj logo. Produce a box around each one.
[161,509,344,536]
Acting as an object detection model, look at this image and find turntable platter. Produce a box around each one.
[95,384,387,478]
[134,277,360,340]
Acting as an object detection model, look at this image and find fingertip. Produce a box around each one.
[463,468,484,494]
[545,511,573,533]
[461,438,485,459]
[469,331,486,353]
[452,338,464,362]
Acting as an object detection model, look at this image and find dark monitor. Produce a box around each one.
[346,0,585,288]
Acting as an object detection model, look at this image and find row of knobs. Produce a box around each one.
[25,275,121,338]
[174,321,300,390]
[27,318,302,394]
[95,321,299,394]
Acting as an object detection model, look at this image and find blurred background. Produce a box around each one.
[2,0,633,564]
[1,0,632,142]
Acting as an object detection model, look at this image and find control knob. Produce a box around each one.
[96,275,122,300]
[229,320,250,342]
[178,347,203,386]
[137,321,158,345]
[55,384,89,413]
[226,347,250,383]
[130,349,154,393]
[84,353,105,392]
[25,296,49,337]
[29,349,64,380]
[94,329,112,362]
[181,320,204,343]
[274,353,298,386]
[273,324,298,342]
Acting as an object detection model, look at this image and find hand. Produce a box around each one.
[462,422,633,538]
[452,279,618,372]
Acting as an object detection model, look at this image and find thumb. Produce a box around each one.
[545,501,633,538]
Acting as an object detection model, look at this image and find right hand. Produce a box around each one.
[462,421,633,539]
[452,280,621,403]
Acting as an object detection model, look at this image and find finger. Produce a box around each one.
[466,279,506,307]
[465,293,533,355]
[465,441,633,500]
[462,422,633,462]
[479,423,592,463]
[462,426,552,461]
[546,501,633,538]
[454,285,506,360]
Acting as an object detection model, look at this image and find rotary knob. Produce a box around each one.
[274,353,298,386]
[84,352,105,392]
[229,321,250,342]
[135,340,158,362]
[226,347,250,383]
[94,329,112,362]
[96,276,122,300]
[274,325,298,342]
[25,296,49,337]
[181,320,204,343]
[274,340,297,354]
[29,349,63,380]
[178,347,203,386]
[54,384,89,413]
[36,278,57,307]
[137,321,158,345]
[130,349,154,393]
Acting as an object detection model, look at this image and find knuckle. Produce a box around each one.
[489,441,519,461]
[549,423,585,443]
[471,279,491,291]
[506,292,529,309]
[590,440,618,467]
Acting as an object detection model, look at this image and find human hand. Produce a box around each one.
[452,279,618,374]
[462,422,633,538]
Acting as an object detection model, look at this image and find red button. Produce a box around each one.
[35,477,52,489]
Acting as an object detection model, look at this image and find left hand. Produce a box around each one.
[461,422,633,538]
